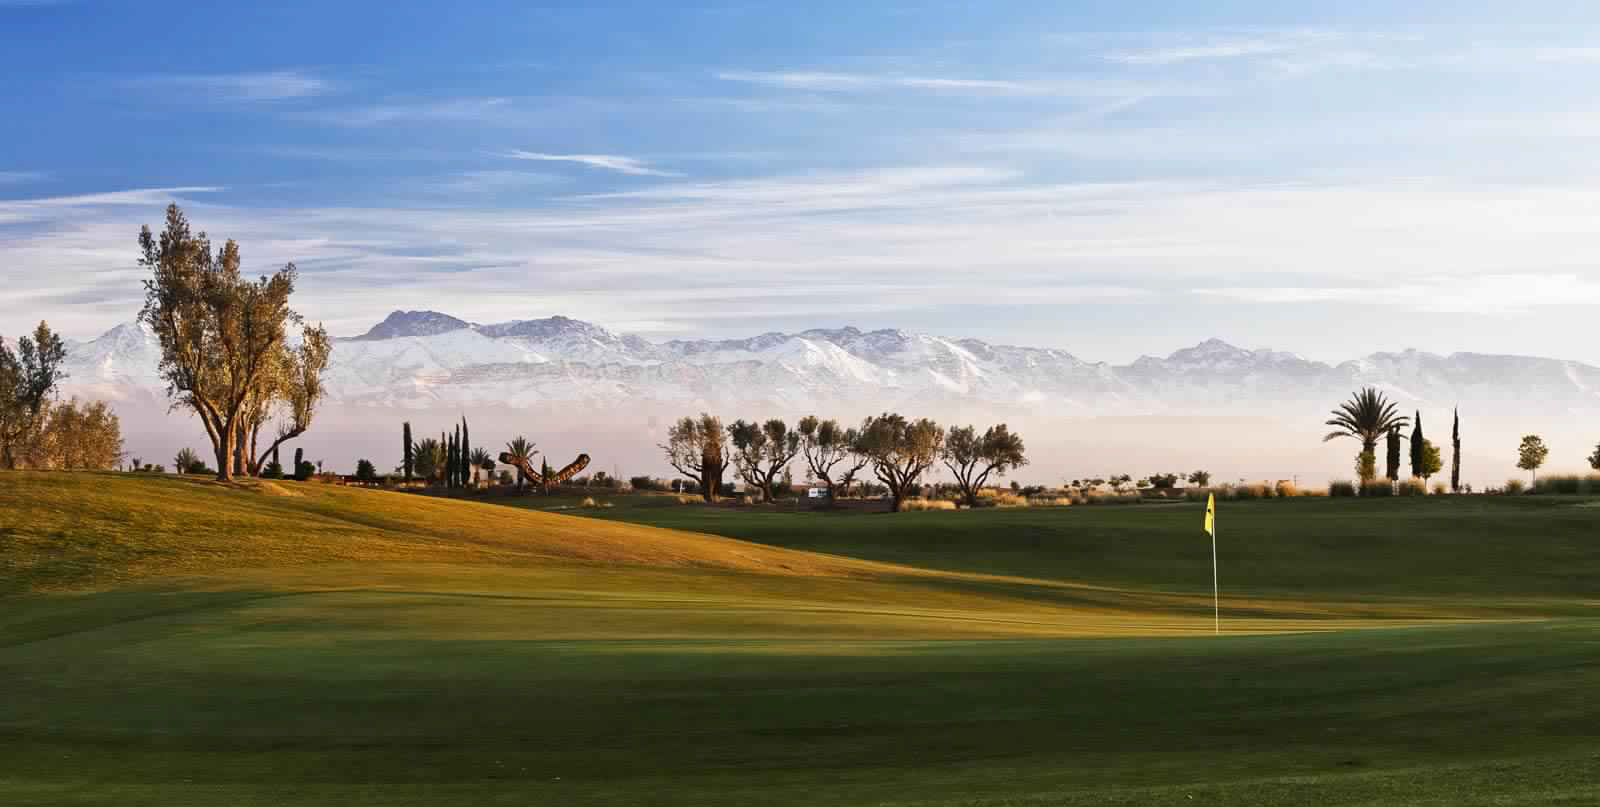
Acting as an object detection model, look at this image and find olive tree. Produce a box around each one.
[662,413,729,502]
[797,416,867,502]
[728,418,801,503]
[138,205,326,481]
[855,413,944,512]
[941,423,1027,507]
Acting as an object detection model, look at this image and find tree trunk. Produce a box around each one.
[214,425,234,482]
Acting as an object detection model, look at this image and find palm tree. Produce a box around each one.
[412,437,445,483]
[1324,388,1410,483]
[469,447,491,486]
[173,447,200,475]
[504,436,537,491]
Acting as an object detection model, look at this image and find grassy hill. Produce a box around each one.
[3,472,1598,806]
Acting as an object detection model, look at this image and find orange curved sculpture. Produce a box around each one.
[498,452,591,491]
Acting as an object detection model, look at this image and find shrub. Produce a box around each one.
[355,459,378,482]
[580,497,598,508]
[1432,481,1448,495]
[1505,479,1527,495]
[1532,474,1600,495]
[1274,481,1301,498]
[901,498,957,511]
[294,460,315,481]
[1028,496,1072,507]
[991,492,1029,508]
[630,475,668,492]
[261,461,284,479]
[1329,480,1357,497]
[1361,481,1395,497]
[1398,478,1427,496]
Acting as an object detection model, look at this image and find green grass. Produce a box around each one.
[523,491,1600,602]
[3,472,1599,805]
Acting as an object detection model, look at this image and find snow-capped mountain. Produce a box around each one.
[58,311,1600,414]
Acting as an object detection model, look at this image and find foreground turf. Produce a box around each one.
[3,610,1598,805]
[3,472,1597,805]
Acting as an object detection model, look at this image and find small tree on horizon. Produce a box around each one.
[1586,441,1600,472]
[355,458,377,482]
[1419,439,1443,484]
[1385,426,1403,483]
[1517,435,1549,486]
[402,421,413,482]
[797,416,867,503]
[1410,411,1425,480]
[728,418,802,503]
[1187,470,1212,488]
[1451,408,1462,493]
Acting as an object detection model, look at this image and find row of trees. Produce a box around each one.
[663,413,1026,511]
[1,321,124,471]
[401,418,496,487]
[1326,389,1457,490]
[1327,388,1596,490]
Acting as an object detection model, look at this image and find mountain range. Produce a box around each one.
[58,310,1600,415]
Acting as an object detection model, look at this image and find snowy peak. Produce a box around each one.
[352,310,472,341]
[55,314,1600,413]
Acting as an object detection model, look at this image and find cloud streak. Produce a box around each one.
[125,70,333,101]
[506,150,680,177]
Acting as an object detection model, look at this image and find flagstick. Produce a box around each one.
[1211,525,1219,635]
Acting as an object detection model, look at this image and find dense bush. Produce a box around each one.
[1361,481,1395,497]
[261,461,283,479]
[630,475,668,491]
[355,459,378,482]
[1505,479,1527,495]
[900,498,957,511]
[1532,474,1600,495]
[1397,478,1427,496]
[294,460,315,481]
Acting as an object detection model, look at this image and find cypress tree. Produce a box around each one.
[461,417,471,486]
[453,423,462,488]
[1410,411,1424,479]
[294,447,304,480]
[441,432,447,485]
[402,422,413,482]
[1385,426,1402,482]
[1451,408,1461,493]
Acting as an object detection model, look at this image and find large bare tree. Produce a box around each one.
[728,418,801,503]
[941,423,1027,507]
[856,413,944,512]
[661,413,728,502]
[138,204,325,481]
[797,415,866,502]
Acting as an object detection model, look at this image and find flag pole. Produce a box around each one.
[1211,524,1219,635]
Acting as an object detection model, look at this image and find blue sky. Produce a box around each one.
[5,0,1600,361]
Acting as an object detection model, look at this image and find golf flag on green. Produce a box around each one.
[1205,493,1219,635]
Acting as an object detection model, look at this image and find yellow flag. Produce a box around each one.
[1204,493,1216,537]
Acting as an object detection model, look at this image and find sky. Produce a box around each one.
[5,0,1600,363]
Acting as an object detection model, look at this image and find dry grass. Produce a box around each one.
[900,497,957,511]
[0,471,922,594]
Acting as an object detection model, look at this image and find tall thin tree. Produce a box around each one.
[402,421,414,482]
[461,417,471,486]
[1451,408,1461,493]
[1410,411,1424,480]
[1385,426,1402,483]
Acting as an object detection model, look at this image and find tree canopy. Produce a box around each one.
[941,423,1027,506]
[856,413,944,512]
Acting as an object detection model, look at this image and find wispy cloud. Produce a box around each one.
[0,170,48,184]
[307,97,511,126]
[714,70,1185,98]
[125,70,333,101]
[1197,274,1600,314]
[1104,38,1299,66]
[506,150,680,177]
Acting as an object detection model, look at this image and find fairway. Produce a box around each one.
[3,473,1598,805]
